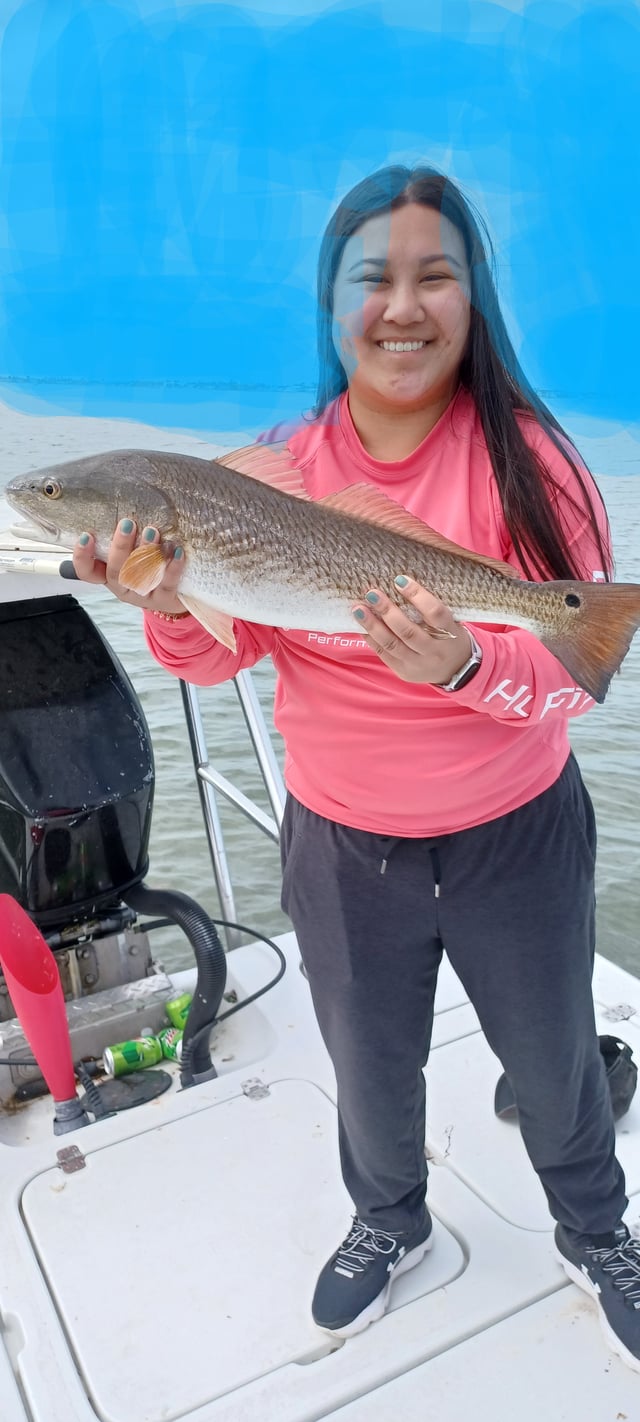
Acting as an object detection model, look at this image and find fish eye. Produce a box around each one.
[43,479,62,499]
[564,593,581,608]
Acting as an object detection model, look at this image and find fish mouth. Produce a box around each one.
[15,513,62,542]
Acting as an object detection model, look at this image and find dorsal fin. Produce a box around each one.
[216,442,310,500]
[318,485,519,579]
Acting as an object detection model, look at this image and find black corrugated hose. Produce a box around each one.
[124,883,227,1087]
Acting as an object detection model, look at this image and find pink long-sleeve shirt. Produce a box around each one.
[144,389,610,836]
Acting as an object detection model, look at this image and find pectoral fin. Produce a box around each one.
[119,544,167,595]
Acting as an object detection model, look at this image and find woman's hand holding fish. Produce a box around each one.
[353,577,473,685]
[73,522,185,615]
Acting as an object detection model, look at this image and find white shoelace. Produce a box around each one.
[588,1234,640,1308]
[334,1218,399,1277]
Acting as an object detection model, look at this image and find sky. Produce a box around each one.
[0,0,638,434]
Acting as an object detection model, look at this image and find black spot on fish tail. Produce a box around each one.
[540,581,640,702]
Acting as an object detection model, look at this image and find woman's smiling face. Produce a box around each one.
[331,202,471,414]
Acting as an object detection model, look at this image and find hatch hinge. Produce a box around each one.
[56,1144,87,1173]
[241,1077,270,1101]
[601,1003,637,1022]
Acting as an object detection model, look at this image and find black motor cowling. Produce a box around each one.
[0,595,154,929]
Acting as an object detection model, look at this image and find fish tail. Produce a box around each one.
[541,582,640,703]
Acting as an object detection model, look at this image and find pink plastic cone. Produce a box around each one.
[0,895,76,1102]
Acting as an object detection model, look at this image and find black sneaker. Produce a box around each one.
[312,1212,433,1337]
[555,1222,640,1372]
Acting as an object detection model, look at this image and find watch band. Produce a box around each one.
[437,632,483,692]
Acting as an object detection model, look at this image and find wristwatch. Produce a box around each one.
[437,632,483,692]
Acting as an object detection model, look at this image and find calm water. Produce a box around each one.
[1,398,638,976]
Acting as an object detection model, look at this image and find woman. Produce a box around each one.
[74,166,640,1370]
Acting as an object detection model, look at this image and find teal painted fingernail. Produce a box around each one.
[120,518,134,535]
[143,526,156,542]
[394,575,409,588]
[365,591,379,605]
[173,546,184,561]
[353,608,366,621]
[78,532,90,547]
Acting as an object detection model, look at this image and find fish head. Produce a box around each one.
[5,450,179,557]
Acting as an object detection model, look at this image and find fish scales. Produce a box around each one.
[170,466,514,612]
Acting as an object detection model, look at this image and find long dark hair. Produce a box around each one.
[314,165,610,582]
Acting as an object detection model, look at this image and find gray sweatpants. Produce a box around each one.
[281,753,627,1238]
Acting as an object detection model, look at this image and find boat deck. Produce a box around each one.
[1,932,639,1422]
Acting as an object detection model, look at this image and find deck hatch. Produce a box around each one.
[21,1078,463,1422]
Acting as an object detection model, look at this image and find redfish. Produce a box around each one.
[6,442,640,703]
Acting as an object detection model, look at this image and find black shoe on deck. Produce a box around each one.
[312,1212,433,1338]
[555,1222,640,1373]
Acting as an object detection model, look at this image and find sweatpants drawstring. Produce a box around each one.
[429,845,442,898]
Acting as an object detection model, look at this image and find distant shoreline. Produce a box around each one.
[1,387,638,478]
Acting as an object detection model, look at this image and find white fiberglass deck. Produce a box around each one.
[1,934,639,1422]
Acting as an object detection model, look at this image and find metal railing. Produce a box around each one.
[180,670,286,949]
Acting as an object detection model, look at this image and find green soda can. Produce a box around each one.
[158,1026,183,1062]
[165,992,192,1030]
[103,1036,163,1076]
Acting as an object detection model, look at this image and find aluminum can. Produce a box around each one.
[158,1026,183,1062]
[103,1036,163,1076]
[165,992,192,1030]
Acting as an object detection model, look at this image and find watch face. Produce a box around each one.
[444,647,481,691]
[451,660,480,689]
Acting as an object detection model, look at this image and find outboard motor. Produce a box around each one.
[0,593,226,1094]
[0,594,153,927]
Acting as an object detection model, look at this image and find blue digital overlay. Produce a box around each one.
[0,0,638,439]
